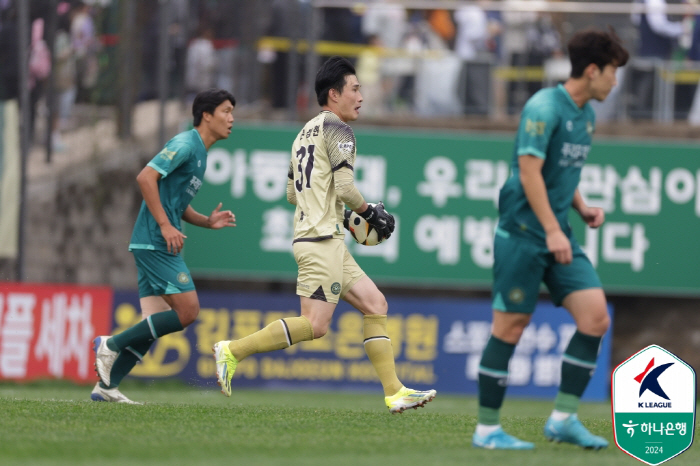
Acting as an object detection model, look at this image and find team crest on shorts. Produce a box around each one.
[177,272,190,284]
[508,288,524,304]
[331,282,341,295]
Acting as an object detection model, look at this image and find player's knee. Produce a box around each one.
[590,311,610,336]
[310,321,329,339]
[364,293,388,316]
[178,306,200,327]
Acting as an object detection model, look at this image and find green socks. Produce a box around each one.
[101,340,154,389]
[107,310,183,352]
[554,331,602,413]
[478,335,516,425]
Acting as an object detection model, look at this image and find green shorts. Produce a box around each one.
[131,249,196,299]
[492,228,601,313]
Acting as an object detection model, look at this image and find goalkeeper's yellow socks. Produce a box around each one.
[228,316,313,361]
[107,310,183,352]
[363,315,402,396]
[478,335,516,425]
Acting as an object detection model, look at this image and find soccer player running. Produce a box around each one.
[472,29,629,449]
[92,89,237,403]
[213,56,436,413]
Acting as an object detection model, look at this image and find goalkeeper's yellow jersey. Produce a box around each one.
[289,110,356,242]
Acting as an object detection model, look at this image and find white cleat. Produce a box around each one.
[90,383,142,404]
[93,336,118,387]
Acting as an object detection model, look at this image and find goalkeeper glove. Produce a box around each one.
[359,201,395,239]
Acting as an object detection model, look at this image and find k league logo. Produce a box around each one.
[636,358,673,407]
[612,345,696,465]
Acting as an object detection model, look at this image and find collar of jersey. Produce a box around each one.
[192,128,206,150]
[556,83,585,113]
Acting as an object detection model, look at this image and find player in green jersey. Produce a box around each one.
[91,88,237,403]
[472,29,629,449]
[212,56,436,413]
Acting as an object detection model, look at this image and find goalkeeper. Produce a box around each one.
[213,56,436,413]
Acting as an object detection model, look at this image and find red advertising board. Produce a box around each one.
[0,283,113,383]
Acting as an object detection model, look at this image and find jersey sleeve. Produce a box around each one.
[147,141,192,178]
[515,100,559,160]
[323,117,356,171]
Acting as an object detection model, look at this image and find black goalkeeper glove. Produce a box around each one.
[359,201,395,239]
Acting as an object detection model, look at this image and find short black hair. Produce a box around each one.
[568,28,629,78]
[315,56,356,106]
[192,89,236,126]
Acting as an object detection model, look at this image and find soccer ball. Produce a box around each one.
[343,207,385,246]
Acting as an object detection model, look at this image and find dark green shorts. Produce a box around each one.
[131,249,195,298]
[492,228,601,313]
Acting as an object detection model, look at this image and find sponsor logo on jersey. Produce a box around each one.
[186,176,203,196]
[159,148,177,161]
[525,118,546,136]
[338,141,354,153]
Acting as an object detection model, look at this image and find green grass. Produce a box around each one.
[0,381,697,466]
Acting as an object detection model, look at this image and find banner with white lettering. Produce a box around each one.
[0,283,113,382]
[113,290,612,400]
[184,124,700,295]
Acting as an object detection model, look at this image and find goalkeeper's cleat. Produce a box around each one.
[90,383,142,405]
[544,414,609,450]
[93,336,118,387]
[385,386,436,414]
[472,427,535,450]
[213,341,238,397]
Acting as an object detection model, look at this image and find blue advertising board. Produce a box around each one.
[112,290,612,400]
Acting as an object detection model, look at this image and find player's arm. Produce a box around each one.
[334,167,394,238]
[286,161,297,206]
[519,154,572,264]
[136,165,185,254]
[572,188,604,228]
[182,203,236,229]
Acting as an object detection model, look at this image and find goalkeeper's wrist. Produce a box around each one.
[358,204,376,221]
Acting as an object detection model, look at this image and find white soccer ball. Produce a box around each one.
[343,207,385,246]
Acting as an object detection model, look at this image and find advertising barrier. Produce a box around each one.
[0,283,113,383]
[184,124,700,296]
[113,289,612,400]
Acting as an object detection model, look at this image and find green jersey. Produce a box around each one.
[497,84,596,242]
[129,129,208,252]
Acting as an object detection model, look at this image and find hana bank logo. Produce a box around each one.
[635,358,674,408]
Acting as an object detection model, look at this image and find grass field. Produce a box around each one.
[0,381,696,466]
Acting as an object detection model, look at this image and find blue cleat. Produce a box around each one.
[472,427,535,450]
[544,414,609,450]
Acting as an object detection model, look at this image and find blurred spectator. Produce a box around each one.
[362,0,408,111]
[70,1,99,102]
[52,5,77,150]
[361,0,407,50]
[185,25,217,101]
[29,17,51,140]
[454,3,492,114]
[501,0,538,113]
[526,13,563,63]
[427,9,455,48]
[355,34,384,117]
[454,4,489,62]
[630,0,685,118]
